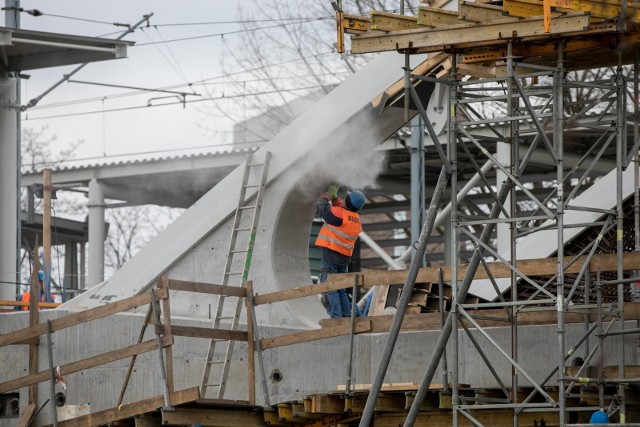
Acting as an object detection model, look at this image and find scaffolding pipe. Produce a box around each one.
[359,231,403,270]
[616,59,627,422]
[402,169,512,427]
[554,45,567,425]
[448,53,460,427]
[396,155,493,263]
[358,165,449,427]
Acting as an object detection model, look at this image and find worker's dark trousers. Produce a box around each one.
[319,260,350,318]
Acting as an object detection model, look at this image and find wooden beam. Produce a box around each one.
[17,403,35,427]
[370,11,421,31]
[245,280,256,405]
[0,300,59,309]
[319,303,640,334]
[170,325,248,342]
[374,409,558,426]
[0,336,172,393]
[351,13,591,54]
[0,290,167,347]
[43,387,200,427]
[253,276,354,306]
[417,6,465,26]
[161,407,265,426]
[459,1,510,22]
[254,252,640,306]
[260,319,372,350]
[28,239,39,407]
[168,278,247,298]
[159,276,174,394]
[505,0,640,20]
[460,30,628,63]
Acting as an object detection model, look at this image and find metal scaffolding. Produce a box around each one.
[349,21,640,426]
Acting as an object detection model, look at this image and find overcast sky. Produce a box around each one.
[11,1,263,165]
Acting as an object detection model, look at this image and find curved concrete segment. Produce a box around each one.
[63,52,429,328]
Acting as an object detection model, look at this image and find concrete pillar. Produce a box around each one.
[64,242,78,294]
[80,242,86,290]
[0,77,18,301]
[88,178,105,286]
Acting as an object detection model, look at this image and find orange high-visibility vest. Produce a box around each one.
[21,292,32,311]
[20,291,47,310]
[315,206,362,257]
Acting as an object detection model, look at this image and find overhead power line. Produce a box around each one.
[24,84,328,120]
[134,18,330,47]
[28,51,341,111]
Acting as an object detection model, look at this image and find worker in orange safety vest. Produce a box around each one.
[315,185,366,318]
[15,270,55,310]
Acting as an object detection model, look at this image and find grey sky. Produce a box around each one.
[13,1,249,164]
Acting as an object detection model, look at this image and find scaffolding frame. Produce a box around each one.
[354,31,640,426]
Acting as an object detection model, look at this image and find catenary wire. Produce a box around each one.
[24,84,328,120]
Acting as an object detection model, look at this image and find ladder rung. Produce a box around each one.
[218,316,235,320]
[231,249,248,254]
[234,227,252,231]
[208,360,225,365]
[248,162,264,167]
[205,383,221,387]
[225,271,243,275]
[244,184,260,188]
[239,205,257,210]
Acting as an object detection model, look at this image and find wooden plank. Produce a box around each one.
[28,245,40,407]
[43,387,200,427]
[170,325,248,342]
[253,276,354,305]
[0,289,167,347]
[371,285,391,316]
[565,365,640,379]
[504,0,640,20]
[159,276,174,395]
[168,278,247,298]
[245,280,256,405]
[351,13,591,54]
[370,52,449,109]
[17,403,35,427]
[459,1,509,22]
[162,407,265,426]
[417,6,465,26]
[311,394,345,414]
[374,409,558,426]
[0,336,172,393]
[253,252,640,306]
[370,11,421,31]
[0,300,59,309]
[319,303,640,333]
[336,382,458,392]
[260,319,371,350]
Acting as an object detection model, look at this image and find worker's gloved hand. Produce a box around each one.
[331,197,344,207]
[326,184,339,200]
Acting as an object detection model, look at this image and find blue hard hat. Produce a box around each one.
[589,410,609,424]
[346,191,366,211]
[38,270,44,281]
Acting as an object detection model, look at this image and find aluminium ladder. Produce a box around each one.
[200,150,271,399]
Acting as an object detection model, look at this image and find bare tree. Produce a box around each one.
[202,0,406,142]
[104,205,181,274]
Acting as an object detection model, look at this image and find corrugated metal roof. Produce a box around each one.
[22,144,261,176]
